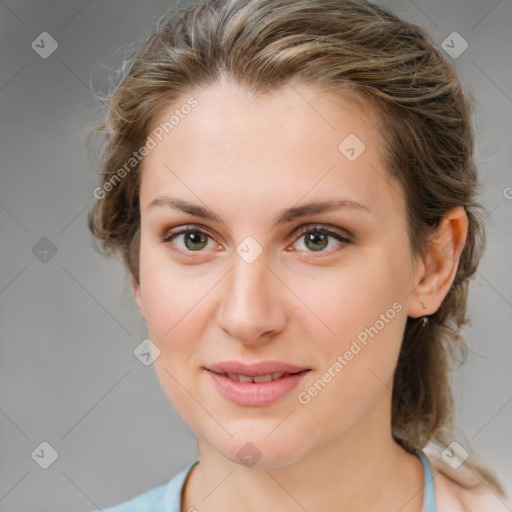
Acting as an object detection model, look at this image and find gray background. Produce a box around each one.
[0,0,511,510]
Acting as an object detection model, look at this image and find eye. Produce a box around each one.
[161,225,217,253]
[161,223,353,255]
[289,224,353,254]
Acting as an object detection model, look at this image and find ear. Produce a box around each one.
[407,206,468,319]
[131,276,145,318]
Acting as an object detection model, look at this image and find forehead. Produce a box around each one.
[139,78,403,223]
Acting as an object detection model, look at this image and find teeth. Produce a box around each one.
[252,374,272,383]
[224,372,291,382]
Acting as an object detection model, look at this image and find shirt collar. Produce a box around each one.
[163,460,199,512]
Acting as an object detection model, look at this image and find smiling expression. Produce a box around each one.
[132,76,420,467]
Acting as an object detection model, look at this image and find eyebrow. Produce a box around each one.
[146,196,372,226]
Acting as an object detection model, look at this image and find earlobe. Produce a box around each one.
[407,206,468,319]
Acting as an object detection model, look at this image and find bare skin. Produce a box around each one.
[130,75,503,511]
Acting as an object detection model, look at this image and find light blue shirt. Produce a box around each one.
[101,460,199,512]
[102,449,437,511]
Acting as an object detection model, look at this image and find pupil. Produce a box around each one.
[306,232,327,251]
[185,231,207,250]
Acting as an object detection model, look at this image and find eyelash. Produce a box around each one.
[161,223,353,256]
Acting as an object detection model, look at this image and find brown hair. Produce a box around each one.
[88,0,505,497]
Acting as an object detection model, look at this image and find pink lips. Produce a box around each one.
[204,360,311,407]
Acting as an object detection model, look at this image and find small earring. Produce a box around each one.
[420,301,428,327]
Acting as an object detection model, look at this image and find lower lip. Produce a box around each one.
[206,369,310,407]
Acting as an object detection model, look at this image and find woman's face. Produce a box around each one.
[134,77,421,467]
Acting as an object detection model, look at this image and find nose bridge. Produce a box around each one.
[217,248,285,344]
[232,249,271,301]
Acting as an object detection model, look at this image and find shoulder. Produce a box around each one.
[427,454,512,512]
[92,461,196,512]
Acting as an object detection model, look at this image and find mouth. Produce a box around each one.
[204,361,311,407]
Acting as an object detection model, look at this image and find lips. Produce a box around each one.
[204,360,311,406]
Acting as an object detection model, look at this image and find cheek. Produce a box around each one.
[138,241,208,343]
[292,250,407,407]
[294,250,406,345]
[138,256,208,412]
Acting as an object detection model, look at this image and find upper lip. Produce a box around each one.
[205,360,310,377]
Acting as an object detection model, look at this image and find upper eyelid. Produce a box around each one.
[293,223,353,239]
[162,223,218,242]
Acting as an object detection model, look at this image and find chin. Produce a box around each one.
[208,426,309,469]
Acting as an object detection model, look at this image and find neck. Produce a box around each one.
[182,394,425,512]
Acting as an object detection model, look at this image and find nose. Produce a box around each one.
[216,255,286,347]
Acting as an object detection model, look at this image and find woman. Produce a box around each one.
[88,0,509,510]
